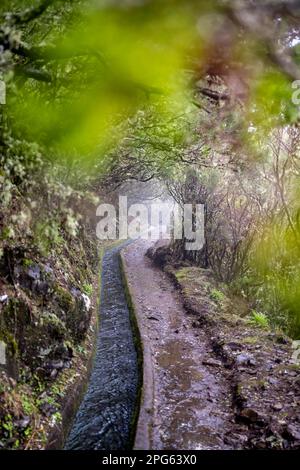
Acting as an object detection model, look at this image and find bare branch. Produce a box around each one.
[197,86,230,102]
[15,65,52,82]
[5,0,56,25]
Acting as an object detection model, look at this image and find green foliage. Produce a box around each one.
[34,220,63,256]
[50,384,64,398]
[22,258,34,267]
[82,283,93,296]
[250,212,300,337]
[210,288,225,304]
[4,0,196,157]
[52,411,62,424]
[76,344,86,356]
[54,285,74,311]
[20,395,36,416]
[248,310,269,329]
[2,415,14,438]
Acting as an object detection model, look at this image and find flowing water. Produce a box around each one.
[65,242,139,450]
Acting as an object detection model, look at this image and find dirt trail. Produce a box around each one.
[122,240,236,450]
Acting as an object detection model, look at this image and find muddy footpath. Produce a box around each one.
[122,240,300,450]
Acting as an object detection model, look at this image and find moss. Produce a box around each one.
[0,330,18,356]
[54,285,75,311]
[22,258,34,267]
[41,312,67,338]
[242,336,260,345]
[257,379,267,390]
[75,266,86,285]
[237,378,268,400]
[275,363,300,373]
[175,267,192,281]
[3,298,30,324]
[210,288,226,304]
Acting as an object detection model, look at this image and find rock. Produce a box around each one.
[35,367,48,379]
[202,358,222,367]
[276,335,289,345]
[272,403,283,411]
[294,376,300,388]
[38,347,52,358]
[44,264,53,275]
[0,341,18,380]
[14,263,52,299]
[268,377,278,385]
[251,439,267,449]
[238,434,249,444]
[289,370,297,377]
[67,287,91,340]
[236,353,256,367]
[82,293,91,311]
[8,377,17,388]
[0,341,6,366]
[247,369,258,375]
[0,294,8,303]
[285,424,300,441]
[225,432,249,446]
[50,360,64,370]
[33,280,50,296]
[147,244,171,267]
[70,287,81,298]
[54,342,73,359]
[227,342,242,351]
[236,353,248,365]
[50,369,58,379]
[39,401,56,417]
[237,407,266,425]
[27,264,41,280]
[16,416,30,429]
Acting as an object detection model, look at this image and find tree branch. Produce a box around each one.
[6,0,56,25]
[197,86,230,102]
[227,3,300,81]
[15,65,52,82]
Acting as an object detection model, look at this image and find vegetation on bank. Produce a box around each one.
[166,265,300,449]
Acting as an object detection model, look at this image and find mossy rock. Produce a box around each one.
[1,298,31,329]
[0,331,18,357]
[66,293,91,342]
[40,312,67,340]
[54,285,75,312]
[75,266,87,285]
[242,336,260,345]
[0,332,19,379]
[0,299,32,360]
[175,267,192,281]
